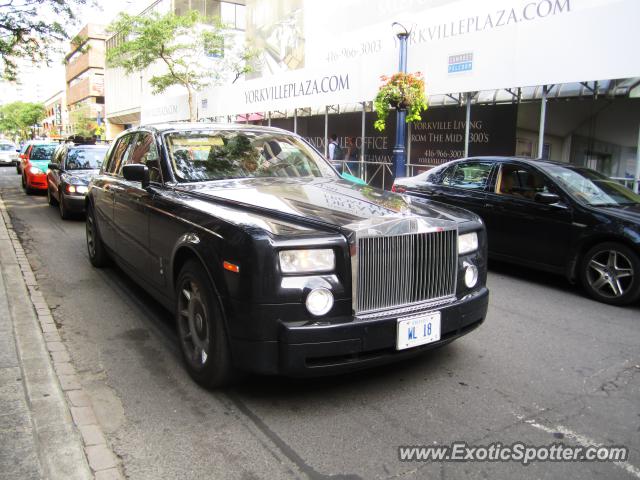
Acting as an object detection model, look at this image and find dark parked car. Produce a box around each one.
[47,143,108,218]
[393,157,640,305]
[85,124,489,387]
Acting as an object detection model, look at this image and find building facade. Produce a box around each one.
[65,24,107,138]
[41,90,69,140]
[105,0,247,138]
[103,0,640,190]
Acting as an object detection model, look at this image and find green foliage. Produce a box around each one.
[70,106,100,138]
[0,0,88,80]
[107,10,254,120]
[64,34,91,64]
[373,72,428,132]
[0,101,45,140]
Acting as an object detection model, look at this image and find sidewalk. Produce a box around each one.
[0,195,121,480]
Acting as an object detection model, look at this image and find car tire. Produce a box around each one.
[176,260,237,388]
[47,187,58,206]
[579,242,640,306]
[59,194,70,219]
[86,203,110,267]
[16,164,21,175]
[22,175,34,194]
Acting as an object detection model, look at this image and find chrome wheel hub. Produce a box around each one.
[178,280,210,368]
[587,250,634,298]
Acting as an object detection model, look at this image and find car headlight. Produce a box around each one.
[29,166,43,174]
[458,232,478,255]
[305,288,334,316]
[463,261,479,288]
[279,249,335,273]
[76,185,88,194]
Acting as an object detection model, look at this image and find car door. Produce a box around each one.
[113,132,161,276]
[94,135,134,249]
[482,161,573,269]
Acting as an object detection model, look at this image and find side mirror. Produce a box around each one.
[122,164,149,188]
[15,149,20,153]
[48,163,58,170]
[534,192,560,205]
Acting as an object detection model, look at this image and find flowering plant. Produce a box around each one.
[373,72,428,132]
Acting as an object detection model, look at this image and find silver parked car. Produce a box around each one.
[0,142,18,166]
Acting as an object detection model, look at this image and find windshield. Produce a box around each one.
[165,130,337,183]
[30,144,57,160]
[0,144,15,151]
[543,165,640,206]
[66,147,107,170]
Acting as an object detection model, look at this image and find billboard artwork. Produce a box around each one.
[202,0,640,117]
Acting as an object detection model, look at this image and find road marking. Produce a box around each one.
[526,419,640,479]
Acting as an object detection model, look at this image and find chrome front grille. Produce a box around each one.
[354,229,457,315]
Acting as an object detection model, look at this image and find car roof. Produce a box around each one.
[442,156,571,169]
[66,144,108,149]
[127,122,293,135]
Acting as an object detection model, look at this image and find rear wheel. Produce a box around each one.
[580,242,640,305]
[176,260,237,388]
[85,203,109,267]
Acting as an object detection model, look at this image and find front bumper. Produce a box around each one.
[61,192,88,213]
[230,287,488,376]
[26,173,47,190]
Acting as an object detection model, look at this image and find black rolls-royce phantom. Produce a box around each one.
[85,124,489,387]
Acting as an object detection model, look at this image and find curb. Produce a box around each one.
[0,194,124,480]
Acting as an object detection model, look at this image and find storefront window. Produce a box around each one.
[221,2,235,26]
[174,0,189,16]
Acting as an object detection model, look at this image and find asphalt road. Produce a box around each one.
[1,166,639,480]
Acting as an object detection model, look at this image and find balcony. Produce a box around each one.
[66,46,105,83]
[67,77,104,106]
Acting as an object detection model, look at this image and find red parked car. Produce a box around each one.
[20,142,57,194]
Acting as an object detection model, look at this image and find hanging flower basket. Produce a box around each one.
[373,72,428,132]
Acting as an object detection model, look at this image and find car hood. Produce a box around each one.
[175,177,480,234]
[592,203,640,225]
[29,160,50,172]
[64,170,99,184]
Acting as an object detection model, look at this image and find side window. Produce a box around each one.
[495,164,553,201]
[107,134,135,175]
[125,133,162,183]
[446,161,493,190]
[427,165,455,185]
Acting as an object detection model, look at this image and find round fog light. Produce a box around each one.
[464,262,479,288]
[305,288,334,316]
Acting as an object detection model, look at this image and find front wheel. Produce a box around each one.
[86,204,110,267]
[580,242,640,305]
[47,187,57,206]
[59,194,70,219]
[176,260,237,388]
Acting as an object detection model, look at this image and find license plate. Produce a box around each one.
[396,312,441,350]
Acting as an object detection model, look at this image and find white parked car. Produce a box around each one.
[0,142,18,166]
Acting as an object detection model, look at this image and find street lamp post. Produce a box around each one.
[392,22,409,181]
